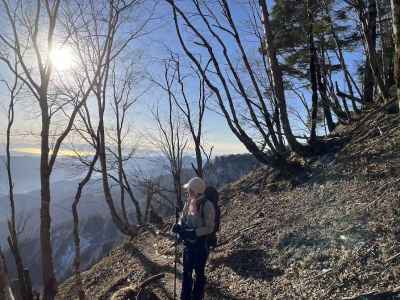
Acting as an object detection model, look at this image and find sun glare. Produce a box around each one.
[49,47,74,71]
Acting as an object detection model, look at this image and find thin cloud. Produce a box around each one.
[12,147,94,157]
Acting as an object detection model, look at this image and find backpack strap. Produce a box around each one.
[199,197,207,226]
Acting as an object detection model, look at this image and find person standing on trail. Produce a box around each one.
[172,177,216,300]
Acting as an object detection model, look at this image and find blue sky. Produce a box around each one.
[0,0,363,157]
[0,1,249,156]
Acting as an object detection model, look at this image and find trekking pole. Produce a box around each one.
[174,202,179,300]
[174,233,177,300]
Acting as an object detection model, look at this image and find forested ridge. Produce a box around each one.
[0,0,400,299]
[57,106,400,299]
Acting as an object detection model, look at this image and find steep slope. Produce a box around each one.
[58,110,400,300]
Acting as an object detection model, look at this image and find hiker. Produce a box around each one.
[172,177,217,300]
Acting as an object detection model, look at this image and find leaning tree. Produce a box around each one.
[0,1,103,297]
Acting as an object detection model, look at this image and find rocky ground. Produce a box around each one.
[58,108,400,299]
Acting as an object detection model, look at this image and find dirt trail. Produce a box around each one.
[113,232,233,300]
[136,234,180,299]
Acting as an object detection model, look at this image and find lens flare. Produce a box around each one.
[49,47,74,71]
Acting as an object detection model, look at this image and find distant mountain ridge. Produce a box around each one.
[58,106,400,300]
[2,152,258,290]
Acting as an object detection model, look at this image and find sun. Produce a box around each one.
[49,47,74,71]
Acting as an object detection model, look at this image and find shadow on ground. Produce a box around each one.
[123,243,241,300]
[211,249,283,280]
[205,282,243,300]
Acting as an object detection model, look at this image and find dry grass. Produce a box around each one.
[58,110,400,300]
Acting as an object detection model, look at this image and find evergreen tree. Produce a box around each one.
[270,0,360,127]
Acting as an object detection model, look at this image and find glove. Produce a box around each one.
[172,223,182,234]
[180,228,197,241]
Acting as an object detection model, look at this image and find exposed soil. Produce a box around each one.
[58,110,400,299]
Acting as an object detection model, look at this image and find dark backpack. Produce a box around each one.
[200,186,221,249]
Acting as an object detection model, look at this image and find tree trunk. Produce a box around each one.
[323,51,350,122]
[98,120,137,236]
[391,0,400,112]
[7,234,30,300]
[121,169,143,225]
[144,184,153,224]
[116,110,129,224]
[316,52,336,132]
[328,25,361,111]
[168,0,286,164]
[0,249,14,300]
[194,141,204,178]
[363,57,375,105]
[360,0,389,101]
[6,86,31,300]
[377,0,395,88]
[362,0,376,105]
[72,152,98,300]
[40,102,57,300]
[259,0,307,155]
[308,5,319,143]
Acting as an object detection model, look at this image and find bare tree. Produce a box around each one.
[141,179,157,224]
[164,0,293,164]
[0,1,107,297]
[152,55,212,178]
[0,1,62,296]
[70,60,143,294]
[128,163,178,225]
[108,63,143,225]
[152,71,189,211]
[173,59,213,178]
[69,17,148,295]
[63,0,153,237]
[2,59,33,300]
[70,103,100,300]
[135,177,169,225]
[71,154,99,300]
[0,0,151,296]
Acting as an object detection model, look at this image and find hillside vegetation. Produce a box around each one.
[57,109,400,299]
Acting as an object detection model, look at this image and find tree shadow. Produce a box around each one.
[210,249,283,281]
[277,230,329,249]
[122,243,178,299]
[124,243,242,300]
[205,282,243,300]
[124,243,176,275]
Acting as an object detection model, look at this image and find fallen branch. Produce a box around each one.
[136,273,165,300]
[376,178,400,194]
[342,290,379,300]
[242,177,265,192]
[362,178,400,210]
[309,268,332,280]
[215,220,263,249]
[386,252,400,263]
[349,100,398,136]
[342,286,400,300]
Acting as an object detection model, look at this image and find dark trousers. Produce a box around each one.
[181,240,209,300]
